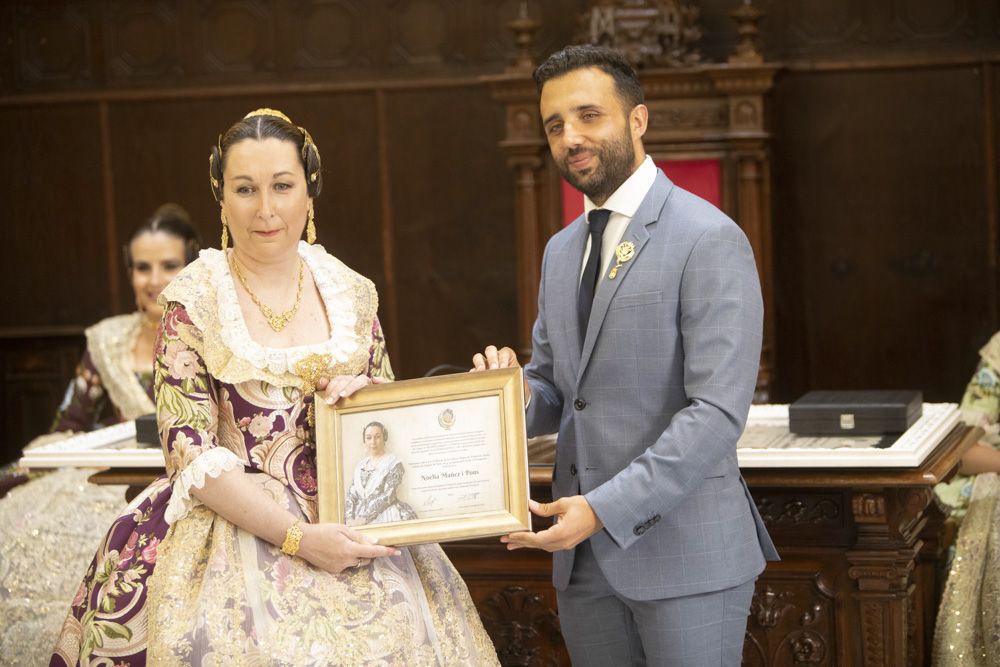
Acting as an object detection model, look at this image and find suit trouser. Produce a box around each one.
[556,540,755,667]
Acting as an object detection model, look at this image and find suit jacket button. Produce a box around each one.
[650,514,661,525]
[633,525,646,536]
[569,464,577,476]
[574,398,587,410]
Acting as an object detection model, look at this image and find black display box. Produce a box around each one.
[134,413,159,445]
[788,390,923,437]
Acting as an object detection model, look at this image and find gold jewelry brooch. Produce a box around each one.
[608,240,636,279]
[294,353,333,427]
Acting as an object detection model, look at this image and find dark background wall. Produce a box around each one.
[1,0,999,462]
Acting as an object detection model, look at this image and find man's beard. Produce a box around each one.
[557,124,635,203]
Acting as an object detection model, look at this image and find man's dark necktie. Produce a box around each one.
[578,209,611,341]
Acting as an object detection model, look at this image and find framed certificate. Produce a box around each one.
[315,367,531,546]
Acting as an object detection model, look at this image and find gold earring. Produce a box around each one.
[306,203,316,244]
[221,209,230,250]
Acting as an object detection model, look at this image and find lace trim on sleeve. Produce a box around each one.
[164,446,244,525]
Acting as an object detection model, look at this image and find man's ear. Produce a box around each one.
[630,103,649,139]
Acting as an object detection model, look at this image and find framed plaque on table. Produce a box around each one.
[315,367,531,546]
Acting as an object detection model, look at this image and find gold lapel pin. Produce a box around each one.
[608,241,636,279]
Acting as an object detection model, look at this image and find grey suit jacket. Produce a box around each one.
[524,170,778,601]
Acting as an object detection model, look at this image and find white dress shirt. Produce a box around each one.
[580,155,658,283]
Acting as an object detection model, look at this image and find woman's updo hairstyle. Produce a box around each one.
[208,108,322,202]
[123,202,201,269]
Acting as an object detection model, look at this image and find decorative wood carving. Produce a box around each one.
[388,0,458,66]
[293,0,365,68]
[479,585,563,667]
[755,495,842,528]
[751,584,794,628]
[14,2,93,87]
[199,0,273,74]
[791,631,827,664]
[577,0,704,68]
[107,1,180,80]
[729,1,766,65]
[852,492,887,522]
[744,574,836,666]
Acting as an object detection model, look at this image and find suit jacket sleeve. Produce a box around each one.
[524,243,564,437]
[585,222,764,550]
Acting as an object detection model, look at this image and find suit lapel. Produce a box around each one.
[576,172,672,386]
[557,217,589,370]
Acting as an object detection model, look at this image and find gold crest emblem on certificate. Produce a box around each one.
[609,241,636,279]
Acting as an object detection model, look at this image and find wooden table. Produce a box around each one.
[88,424,979,667]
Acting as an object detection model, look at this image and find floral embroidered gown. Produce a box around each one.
[1,313,155,666]
[50,243,498,666]
[933,331,1000,666]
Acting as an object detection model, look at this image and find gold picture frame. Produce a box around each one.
[315,367,530,546]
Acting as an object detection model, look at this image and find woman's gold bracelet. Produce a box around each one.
[281,520,304,556]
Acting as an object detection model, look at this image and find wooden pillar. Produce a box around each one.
[847,488,933,666]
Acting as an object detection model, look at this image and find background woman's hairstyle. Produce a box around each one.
[123,202,201,269]
[208,111,322,202]
[362,421,389,441]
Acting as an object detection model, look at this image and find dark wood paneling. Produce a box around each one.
[0,104,110,327]
[0,0,587,95]
[386,87,516,378]
[0,335,85,463]
[756,0,1000,62]
[771,66,989,401]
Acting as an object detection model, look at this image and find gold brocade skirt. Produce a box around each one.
[933,473,1000,667]
[146,475,498,666]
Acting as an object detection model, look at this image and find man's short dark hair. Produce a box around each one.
[533,44,644,110]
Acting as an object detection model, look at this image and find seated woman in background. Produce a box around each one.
[345,420,418,526]
[0,204,199,666]
[38,203,199,440]
[51,108,497,666]
[932,333,1000,666]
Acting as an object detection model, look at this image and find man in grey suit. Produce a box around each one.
[473,45,778,665]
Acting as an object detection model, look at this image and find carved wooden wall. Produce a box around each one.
[2,0,1000,459]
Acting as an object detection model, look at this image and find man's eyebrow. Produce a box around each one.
[543,104,604,127]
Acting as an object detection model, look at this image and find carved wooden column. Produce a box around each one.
[484,75,548,357]
[709,66,778,398]
[846,488,935,666]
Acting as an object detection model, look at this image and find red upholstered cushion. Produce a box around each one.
[561,158,722,226]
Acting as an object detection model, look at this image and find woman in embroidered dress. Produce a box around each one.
[345,421,418,526]
[51,109,498,666]
[0,205,199,666]
[932,333,1000,666]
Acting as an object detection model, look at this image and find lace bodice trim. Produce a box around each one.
[85,313,156,420]
[160,242,377,389]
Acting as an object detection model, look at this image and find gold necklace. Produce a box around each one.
[230,255,305,332]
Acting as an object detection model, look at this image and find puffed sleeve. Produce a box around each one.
[960,360,1000,447]
[155,301,243,524]
[49,350,116,434]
